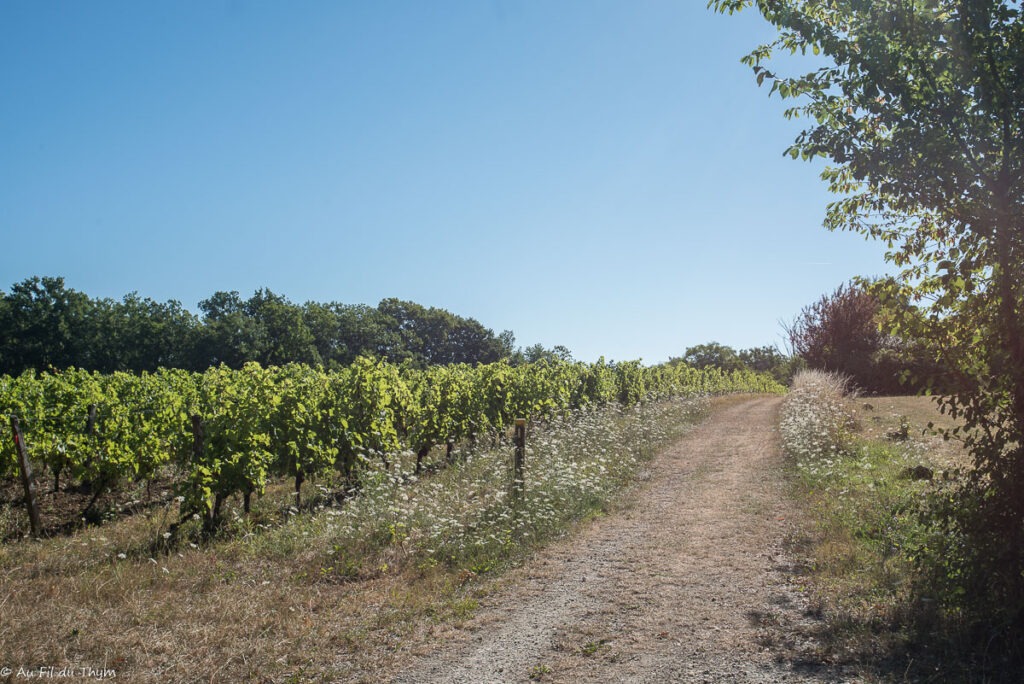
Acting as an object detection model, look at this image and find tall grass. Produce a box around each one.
[780,369,856,470]
[243,396,709,578]
[0,395,712,682]
[776,369,1021,679]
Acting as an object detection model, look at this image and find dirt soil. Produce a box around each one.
[392,396,860,683]
[0,472,178,539]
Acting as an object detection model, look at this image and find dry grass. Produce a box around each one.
[781,375,981,678]
[0,488,479,682]
[1,547,486,682]
[0,396,713,683]
[848,394,969,472]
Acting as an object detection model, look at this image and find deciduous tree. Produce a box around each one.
[712,0,1024,628]
[680,342,744,373]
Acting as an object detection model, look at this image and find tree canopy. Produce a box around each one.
[669,342,799,384]
[785,281,941,394]
[0,277,519,374]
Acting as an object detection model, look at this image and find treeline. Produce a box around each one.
[669,342,802,385]
[0,276,523,375]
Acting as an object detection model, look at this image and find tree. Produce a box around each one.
[520,343,573,364]
[712,0,1024,631]
[670,342,800,383]
[194,290,321,368]
[787,281,943,394]
[107,294,199,371]
[244,289,321,367]
[786,282,895,392]
[376,298,509,367]
[0,277,516,373]
[0,276,92,373]
[302,301,345,367]
[335,303,404,364]
[680,342,744,372]
[737,345,803,385]
[195,291,258,368]
[446,319,509,365]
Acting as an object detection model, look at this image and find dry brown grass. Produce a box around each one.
[0,482,512,682]
[782,385,978,678]
[0,396,715,682]
[846,394,969,471]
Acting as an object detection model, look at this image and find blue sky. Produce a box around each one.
[0,1,892,363]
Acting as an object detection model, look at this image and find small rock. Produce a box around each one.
[900,465,934,481]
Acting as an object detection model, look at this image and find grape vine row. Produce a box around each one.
[0,358,784,529]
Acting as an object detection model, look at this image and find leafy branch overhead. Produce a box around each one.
[711,1,1022,281]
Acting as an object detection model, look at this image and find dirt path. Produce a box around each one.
[393,396,855,683]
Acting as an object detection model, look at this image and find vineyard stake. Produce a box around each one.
[512,418,526,503]
[191,415,204,462]
[9,416,42,538]
[191,415,213,533]
[86,404,97,436]
[80,403,98,493]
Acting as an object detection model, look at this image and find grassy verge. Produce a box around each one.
[777,370,1024,682]
[0,396,708,683]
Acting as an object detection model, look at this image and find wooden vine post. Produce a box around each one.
[10,416,42,538]
[82,403,98,492]
[512,418,526,503]
[86,404,97,436]
[190,415,213,533]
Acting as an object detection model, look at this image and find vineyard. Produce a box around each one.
[0,358,784,538]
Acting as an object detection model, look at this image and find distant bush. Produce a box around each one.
[785,282,938,395]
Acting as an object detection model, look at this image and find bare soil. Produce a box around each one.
[0,472,179,539]
[392,396,860,683]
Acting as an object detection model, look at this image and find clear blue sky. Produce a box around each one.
[0,1,892,364]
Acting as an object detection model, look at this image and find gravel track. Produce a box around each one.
[393,396,858,683]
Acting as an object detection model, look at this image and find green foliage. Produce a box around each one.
[407,364,482,469]
[680,342,744,373]
[713,0,1024,629]
[334,357,412,472]
[91,370,187,488]
[579,357,618,406]
[29,369,103,489]
[186,363,279,524]
[0,278,516,375]
[266,364,340,492]
[0,357,784,533]
[670,342,800,385]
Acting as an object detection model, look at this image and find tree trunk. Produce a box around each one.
[994,205,1024,461]
[993,193,1024,611]
[294,470,305,508]
[415,445,431,474]
[205,493,225,536]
